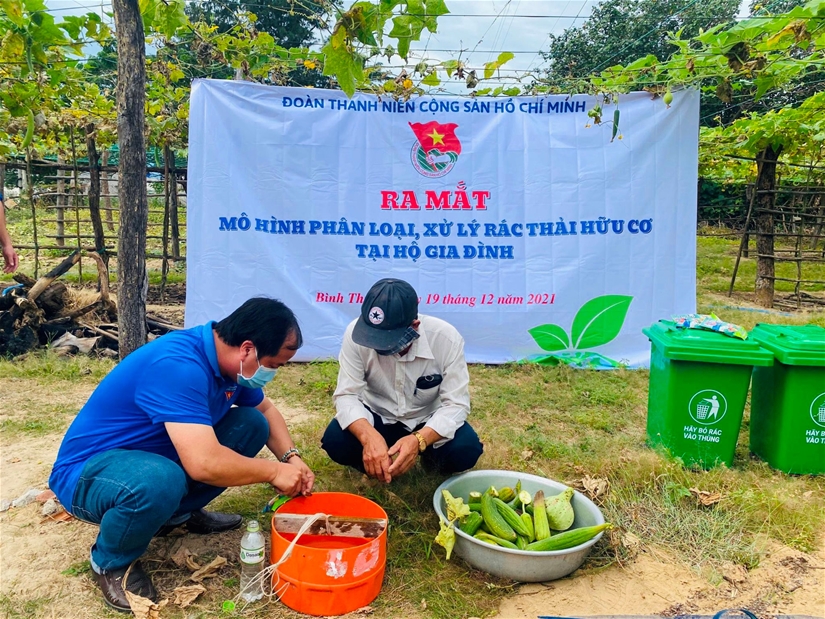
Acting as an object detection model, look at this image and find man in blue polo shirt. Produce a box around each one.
[50,297,314,612]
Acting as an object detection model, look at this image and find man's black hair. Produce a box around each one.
[214,297,303,358]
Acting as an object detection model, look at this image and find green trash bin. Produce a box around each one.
[750,324,825,475]
[643,320,774,469]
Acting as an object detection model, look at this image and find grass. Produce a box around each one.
[0,409,70,436]
[1,231,824,618]
[61,560,92,577]
[0,349,115,382]
[0,594,54,619]
[696,228,825,296]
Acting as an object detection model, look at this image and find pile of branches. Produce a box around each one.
[0,250,117,357]
[1,250,181,358]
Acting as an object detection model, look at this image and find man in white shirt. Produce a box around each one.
[322,278,483,483]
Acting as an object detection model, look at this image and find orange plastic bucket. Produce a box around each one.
[271,492,387,616]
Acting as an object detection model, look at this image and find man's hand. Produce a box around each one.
[347,419,393,483]
[361,432,392,483]
[387,435,419,479]
[270,462,303,497]
[287,457,315,496]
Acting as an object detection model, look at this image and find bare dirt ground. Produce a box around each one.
[492,544,825,618]
[1,381,823,619]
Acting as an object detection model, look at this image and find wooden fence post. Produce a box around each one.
[101,149,115,232]
[25,148,40,277]
[167,146,180,259]
[85,123,107,269]
[161,143,171,301]
[755,145,782,308]
[56,154,65,246]
[70,127,83,282]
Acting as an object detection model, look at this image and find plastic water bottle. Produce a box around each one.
[239,520,266,602]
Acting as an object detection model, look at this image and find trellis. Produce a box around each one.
[3,136,187,298]
[728,182,825,310]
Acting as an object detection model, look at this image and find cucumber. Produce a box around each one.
[474,531,519,550]
[493,497,531,538]
[480,490,516,541]
[524,523,612,552]
[459,511,484,536]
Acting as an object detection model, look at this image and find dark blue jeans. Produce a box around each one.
[321,410,483,476]
[71,406,269,572]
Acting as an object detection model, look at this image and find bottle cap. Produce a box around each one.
[246,520,260,532]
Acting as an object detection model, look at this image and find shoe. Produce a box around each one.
[185,508,243,534]
[91,560,158,613]
[155,508,243,537]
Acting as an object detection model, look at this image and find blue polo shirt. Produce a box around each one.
[49,322,264,511]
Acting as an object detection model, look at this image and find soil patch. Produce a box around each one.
[492,544,825,618]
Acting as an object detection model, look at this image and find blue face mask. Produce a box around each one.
[237,348,277,389]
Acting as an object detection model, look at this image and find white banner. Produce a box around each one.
[185,80,699,367]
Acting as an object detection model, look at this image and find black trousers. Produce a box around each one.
[321,410,483,475]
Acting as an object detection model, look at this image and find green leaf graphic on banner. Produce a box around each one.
[529,351,626,369]
[528,324,570,352]
[571,295,633,350]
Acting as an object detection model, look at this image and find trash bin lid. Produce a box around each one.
[643,320,774,366]
[750,324,825,366]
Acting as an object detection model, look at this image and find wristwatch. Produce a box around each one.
[413,431,427,453]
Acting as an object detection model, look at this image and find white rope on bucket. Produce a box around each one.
[234,512,330,612]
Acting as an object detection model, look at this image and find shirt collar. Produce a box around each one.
[202,322,223,379]
[400,320,434,361]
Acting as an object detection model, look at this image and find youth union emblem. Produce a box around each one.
[408,121,461,178]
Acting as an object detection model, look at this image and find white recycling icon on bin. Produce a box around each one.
[818,403,825,424]
[689,390,728,425]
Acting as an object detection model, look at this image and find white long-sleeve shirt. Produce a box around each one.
[333,314,471,446]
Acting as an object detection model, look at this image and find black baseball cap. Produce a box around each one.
[352,278,419,354]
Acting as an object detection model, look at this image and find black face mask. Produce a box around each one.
[375,327,420,355]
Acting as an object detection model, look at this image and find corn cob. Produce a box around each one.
[532,490,551,540]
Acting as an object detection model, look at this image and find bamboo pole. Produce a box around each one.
[70,127,83,282]
[25,147,40,277]
[85,123,107,269]
[101,149,115,231]
[56,153,65,246]
[728,183,758,296]
[166,145,181,259]
[161,143,171,302]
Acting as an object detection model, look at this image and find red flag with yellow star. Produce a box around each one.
[408,121,461,155]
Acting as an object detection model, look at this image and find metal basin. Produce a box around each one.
[433,469,606,582]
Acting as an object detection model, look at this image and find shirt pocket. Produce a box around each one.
[413,374,442,405]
